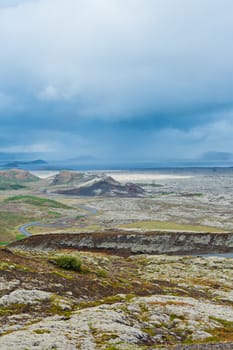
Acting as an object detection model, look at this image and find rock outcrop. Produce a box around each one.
[10,230,233,255]
[0,295,233,350]
[9,230,233,255]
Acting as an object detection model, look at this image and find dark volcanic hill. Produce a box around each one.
[54,175,145,197]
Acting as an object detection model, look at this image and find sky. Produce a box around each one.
[0,0,233,164]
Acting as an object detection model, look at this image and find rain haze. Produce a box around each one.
[0,0,233,165]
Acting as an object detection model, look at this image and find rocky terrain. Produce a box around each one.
[0,246,232,349]
[86,173,233,231]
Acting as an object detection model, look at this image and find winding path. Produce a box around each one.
[18,204,98,237]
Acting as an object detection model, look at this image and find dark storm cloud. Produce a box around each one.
[0,0,233,159]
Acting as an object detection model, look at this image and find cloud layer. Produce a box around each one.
[0,0,233,162]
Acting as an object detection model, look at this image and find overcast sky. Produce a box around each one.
[0,0,233,163]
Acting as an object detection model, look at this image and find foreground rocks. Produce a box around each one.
[0,294,233,349]
[0,289,51,306]
[0,248,232,349]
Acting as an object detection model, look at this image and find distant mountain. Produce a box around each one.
[0,152,45,162]
[4,159,48,169]
[200,151,233,162]
[66,155,97,163]
[54,174,145,197]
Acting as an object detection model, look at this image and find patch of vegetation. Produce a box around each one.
[76,215,85,220]
[5,195,71,209]
[96,269,109,278]
[103,344,121,350]
[78,295,129,310]
[170,313,185,321]
[55,255,83,272]
[0,211,35,242]
[89,322,119,345]
[48,298,72,317]
[0,183,26,191]
[206,317,233,341]
[183,192,204,197]
[136,183,163,188]
[52,270,73,279]
[0,261,32,272]
[33,329,51,334]
[120,220,223,232]
[47,211,62,217]
[0,303,27,317]
[15,234,26,241]
[142,327,155,337]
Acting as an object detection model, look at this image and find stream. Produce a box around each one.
[18,204,98,237]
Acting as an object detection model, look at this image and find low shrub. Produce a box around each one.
[56,255,82,272]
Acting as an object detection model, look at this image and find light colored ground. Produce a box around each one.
[30,171,59,178]
[119,220,226,233]
[106,172,193,183]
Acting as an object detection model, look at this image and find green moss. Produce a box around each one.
[209,317,233,328]
[48,297,72,317]
[125,294,135,302]
[104,345,121,350]
[92,330,119,346]
[142,327,155,337]
[47,211,62,217]
[16,234,26,241]
[0,261,32,272]
[96,269,108,278]
[139,302,149,313]
[6,195,71,209]
[33,329,51,334]
[206,317,233,342]
[0,303,26,317]
[138,302,149,322]
[52,270,73,279]
[170,313,185,321]
[103,295,126,304]
[78,294,131,310]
